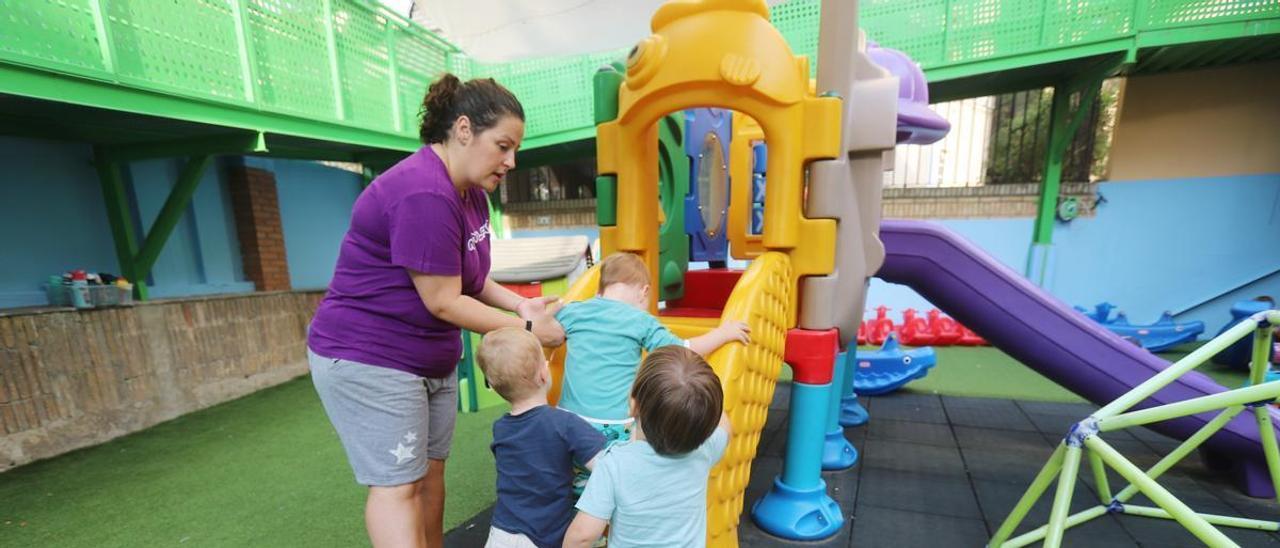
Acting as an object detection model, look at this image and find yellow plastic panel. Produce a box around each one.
[598,0,839,317]
[658,314,719,340]
[727,113,765,260]
[704,252,793,547]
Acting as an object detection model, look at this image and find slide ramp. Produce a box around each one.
[878,219,1280,496]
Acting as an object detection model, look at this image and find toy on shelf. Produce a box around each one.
[852,334,937,396]
[1074,301,1205,353]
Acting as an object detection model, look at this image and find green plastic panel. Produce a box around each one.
[334,1,396,131]
[0,0,109,75]
[108,0,247,103]
[473,50,619,141]
[1141,0,1280,30]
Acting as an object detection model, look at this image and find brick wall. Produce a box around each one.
[500,184,1096,228]
[883,182,1096,219]
[0,291,321,470]
[228,166,292,291]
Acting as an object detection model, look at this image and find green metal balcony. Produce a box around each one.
[1,0,1277,157]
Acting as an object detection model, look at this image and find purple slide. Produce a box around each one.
[878,219,1280,496]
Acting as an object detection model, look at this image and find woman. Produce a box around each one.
[307,73,564,547]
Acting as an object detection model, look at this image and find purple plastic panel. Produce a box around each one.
[867,43,950,145]
[878,219,1280,497]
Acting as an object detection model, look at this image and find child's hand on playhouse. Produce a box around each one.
[716,321,752,345]
[516,295,562,320]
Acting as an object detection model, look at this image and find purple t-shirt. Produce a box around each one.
[308,146,491,378]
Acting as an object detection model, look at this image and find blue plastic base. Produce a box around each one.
[821,428,858,471]
[751,477,844,541]
[839,396,869,427]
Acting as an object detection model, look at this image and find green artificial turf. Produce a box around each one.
[0,377,505,547]
[0,343,1256,547]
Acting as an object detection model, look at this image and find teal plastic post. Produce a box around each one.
[752,328,843,540]
[838,350,869,426]
[752,381,843,540]
[822,353,858,470]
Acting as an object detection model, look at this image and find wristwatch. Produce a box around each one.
[525,319,533,332]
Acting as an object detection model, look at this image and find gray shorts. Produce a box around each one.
[308,348,458,486]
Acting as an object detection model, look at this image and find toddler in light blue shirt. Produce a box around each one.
[554,252,748,445]
[563,345,732,548]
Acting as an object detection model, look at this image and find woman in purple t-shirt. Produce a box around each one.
[307,73,565,547]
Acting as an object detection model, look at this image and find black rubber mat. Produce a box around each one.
[445,391,1280,547]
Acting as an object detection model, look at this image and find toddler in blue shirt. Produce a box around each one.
[563,345,732,548]
[555,252,749,444]
[476,328,606,548]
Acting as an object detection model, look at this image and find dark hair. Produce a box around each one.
[419,73,524,144]
[632,346,724,456]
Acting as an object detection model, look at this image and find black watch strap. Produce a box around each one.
[525,319,533,332]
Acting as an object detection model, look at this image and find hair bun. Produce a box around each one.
[420,73,462,143]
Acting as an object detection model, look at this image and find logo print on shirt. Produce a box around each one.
[466,220,490,251]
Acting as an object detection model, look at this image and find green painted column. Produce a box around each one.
[1027,78,1106,285]
[93,148,146,300]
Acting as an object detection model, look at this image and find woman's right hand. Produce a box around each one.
[530,315,566,347]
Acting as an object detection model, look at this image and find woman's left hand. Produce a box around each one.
[516,295,562,320]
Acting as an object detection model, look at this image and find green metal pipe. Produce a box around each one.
[1095,317,1268,418]
[1099,382,1280,432]
[1044,445,1083,548]
[1251,323,1277,384]
[989,444,1067,546]
[1252,406,1280,505]
[1120,504,1279,531]
[1087,437,1235,546]
[1114,405,1246,503]
[1001,505,1108,548]
[1087,449,1112,502]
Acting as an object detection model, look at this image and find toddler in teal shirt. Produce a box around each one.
[563,345,732,548]
[555,252,748,445]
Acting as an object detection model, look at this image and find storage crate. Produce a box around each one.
[44,284,133,308]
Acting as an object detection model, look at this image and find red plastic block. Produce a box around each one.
[501,283,543,299]
[666,269,744,311]
[784,328,838,384]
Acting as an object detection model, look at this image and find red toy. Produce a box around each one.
[865,305,897,345]
[926,309,963,345]
[897,308,937,346]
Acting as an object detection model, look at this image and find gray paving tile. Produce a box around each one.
[868,397,949,424]
[946,401,1041,431]
[866,418,957,448]
[953,426,1055,454]
[856,467,981,519]
[850,505,989,548]
[863,439,968,478]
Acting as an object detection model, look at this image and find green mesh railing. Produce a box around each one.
[0,0,1276,152]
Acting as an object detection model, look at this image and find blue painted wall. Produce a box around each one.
[0,136,253,308]
[128,157,254,299]
[1048,175,1280,332]
[0,138,119,308]
[271,159,363,290]
[867,174,1280,334]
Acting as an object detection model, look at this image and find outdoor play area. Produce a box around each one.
[2,0,1280,547]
